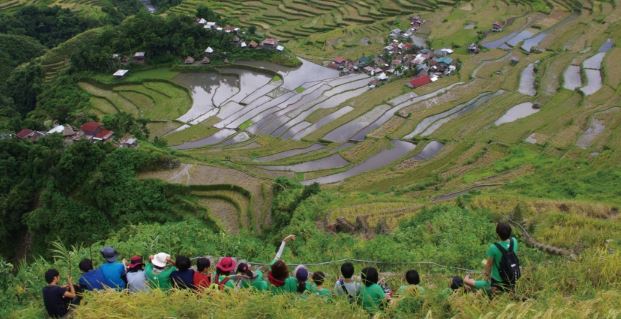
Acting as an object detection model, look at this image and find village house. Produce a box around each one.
[276,45,284,52]
[133,52,145,63]
[205,47,214,55]
[492,22,503,32]
[468,43,480,54]
[248,40,258,49]
[16,128,45,142]
[240,41,247,48]
[408,74,432,88]
[113,69,129,79]
[197,18,207,25]
[184,56,195,64]
[80,121,114,142]
[261,38,279,49]
[201,57,210,64]
[119,136,138,148]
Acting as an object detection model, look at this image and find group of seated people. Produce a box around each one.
[43,223,519,318]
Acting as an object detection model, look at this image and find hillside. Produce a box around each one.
[0,0,620,318]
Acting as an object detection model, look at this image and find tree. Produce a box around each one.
[4,63,42,116]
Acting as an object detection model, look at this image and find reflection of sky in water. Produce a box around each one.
[495,103,538,126]
[174,73,240,123]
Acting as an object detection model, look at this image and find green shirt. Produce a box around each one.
[315,287,332,299]
[473,280,492,296]
[283,277,312,294]
[240,270,268,291]
[213,274,236,289]
[145,263,175,290]
[397,284,425,297]
[359,283,385,313]
[487,237,519,282]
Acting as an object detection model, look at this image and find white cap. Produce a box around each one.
[152,252,170,268]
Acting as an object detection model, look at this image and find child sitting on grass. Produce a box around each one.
[311,271,332,299]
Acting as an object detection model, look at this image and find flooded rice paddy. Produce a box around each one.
[494,102,539,126]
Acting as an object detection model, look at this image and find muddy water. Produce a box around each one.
[238,58,340,91]
[352,82,465,141]
[293,106,354,140]
[255,144,325,162]
[521,32,547,52]
[219,68,272,103]
[482,31,520,49]
[581,69,602,96]
[324,78,370,97]
[225,92,298,129]
[302,140,416,185]
[323,104,393,143]
[576,118,605,148]
[173,129,236,150]
[326,74,369,87]
[494,102,539,126]
[260,154,349,172]
[518,64,536,96]
[412,141,444,160]
[582,53,606,70]
[389,92,419,106]
[599,38,614,52]
[174,73,239,123]
[506,29,535,47]
[563,65,582,90]
[222,132,250,146]
[405,91,503,138]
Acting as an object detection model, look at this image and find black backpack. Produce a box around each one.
[494,238,521,288]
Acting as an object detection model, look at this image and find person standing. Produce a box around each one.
[42,269,76,318]
[484,222,520,293]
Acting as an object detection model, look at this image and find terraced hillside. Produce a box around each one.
[70,0,621,236]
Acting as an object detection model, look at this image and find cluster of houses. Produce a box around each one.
[327,15,461,89]
[113,19,286,78]
[14,122,137,147]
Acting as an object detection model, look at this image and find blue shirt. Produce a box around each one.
[99,262,126,289]
[79,269,107,291]
[171,269,195,289]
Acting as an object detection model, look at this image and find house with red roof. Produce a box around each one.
[408,75,432,88]
[80,121,113,141]
[261,38,279,48]
[16,128,44,141]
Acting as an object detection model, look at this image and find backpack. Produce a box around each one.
[494,238,521,288]
[339,280,354,303]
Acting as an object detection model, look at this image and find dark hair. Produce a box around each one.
[405,269,420,285]
[496,222,512,240]
[45,269,59,284]
[312,271,326,286]
[340,262,354,279]
[175,256,191,271]
[196,258,210,272]
[236,263,253,277]
[79,259,93,273]
[270,260,289,281]
[361,267,379,287]
[450,276,464,290]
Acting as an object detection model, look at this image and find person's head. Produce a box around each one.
[450,276,463,290]
[236,262,253,278]
[152,252,171,270]
[361,267,379,287]
[79,259,93,273]
[175,256,191,271]
[295,265,308,293]
[496,222,512,240]
[312,271,326,287]
[270,260,289,281]
[127,256,144,273]
[340,262,355,279]
[196,257,211,273]
[100,246,118,263]
[45,269,60,284]
[216,257,236,276]
[405,269,420,285]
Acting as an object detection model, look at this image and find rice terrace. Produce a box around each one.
[0,0,621,317]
